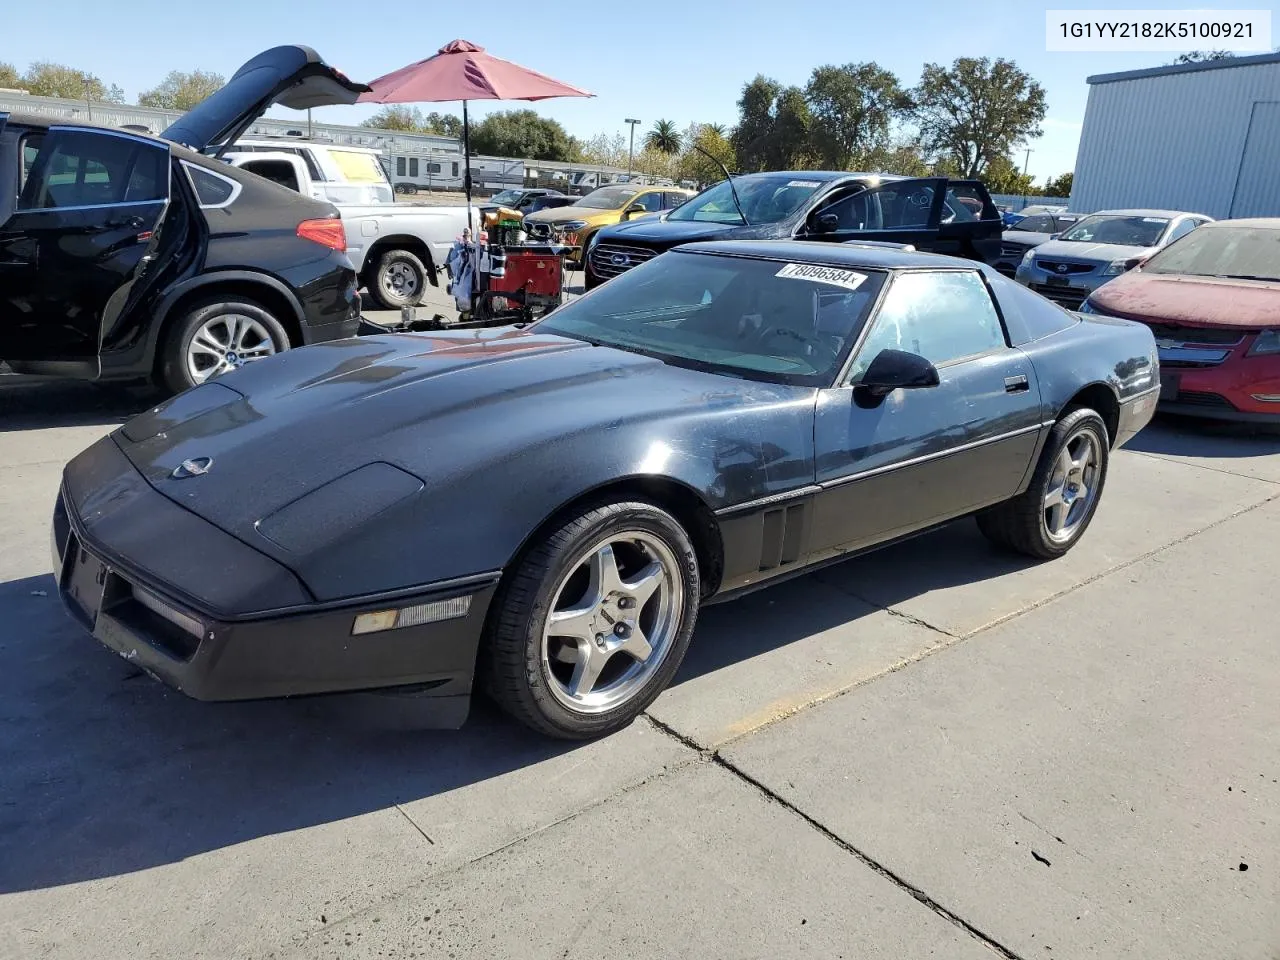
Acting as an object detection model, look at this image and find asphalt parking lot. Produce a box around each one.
[2,313,1279,959]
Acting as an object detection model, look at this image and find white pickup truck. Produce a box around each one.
[223,150,479,309]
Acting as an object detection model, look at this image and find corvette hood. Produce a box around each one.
[1088,271,1280,328]
[110,329,768,555]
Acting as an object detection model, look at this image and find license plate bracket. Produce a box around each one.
[1045,274,1069,287]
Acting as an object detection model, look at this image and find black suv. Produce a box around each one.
[584,171,1003,289]
[0,46,367,393]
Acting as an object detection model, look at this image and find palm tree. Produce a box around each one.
[645,119,681,154]
[704,123,728,138]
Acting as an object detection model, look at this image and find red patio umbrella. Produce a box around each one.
[359,40,593,237]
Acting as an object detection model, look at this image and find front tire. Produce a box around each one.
[484,501,700,740]
[366,248,428,310]
[160,298,290,394]
[977,407,1110,559]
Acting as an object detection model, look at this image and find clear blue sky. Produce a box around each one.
[1,0,1263,182]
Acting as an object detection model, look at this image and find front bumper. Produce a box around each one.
[1015,261,1109,308]
[1120,327,1280,423]
[52,444,499,722]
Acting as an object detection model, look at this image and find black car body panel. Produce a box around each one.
[55,241,1158,722]
[0,45,366,385]
[161,45,369,156]
[586,172,1003,286]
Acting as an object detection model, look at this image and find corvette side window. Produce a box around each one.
[848,270,1006,381]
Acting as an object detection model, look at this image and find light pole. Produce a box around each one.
[1021,147,1034,209]
[625,118,641,180]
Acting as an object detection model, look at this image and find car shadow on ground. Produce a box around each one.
[1126,413,1280,459]
[0,573,585,895]
[0,376,159,431]
[0,521,1026,895]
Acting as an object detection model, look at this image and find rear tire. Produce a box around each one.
[483,500,700,740]
[366,248,428,310]
[977,407,1110,560]
[160,298,290,395]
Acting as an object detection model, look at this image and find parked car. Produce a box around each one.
[52,240,1158,739]
[1079,218,1280,423]
[994,212,1081,277]
[521,193,578,216]
[478,187,569,218]
[221,139,394,204]
[1014,209,1213,310]
[222,149,478,310]
[583,172,1003,289]
[523,184,694,262]
[0,46,369,393]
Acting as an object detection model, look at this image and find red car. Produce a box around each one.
[1080,218,1280,423]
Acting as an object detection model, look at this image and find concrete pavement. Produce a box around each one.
[1,364,1278,960]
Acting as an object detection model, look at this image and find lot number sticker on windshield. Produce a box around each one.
[787,180,822,188]
[775,262,867,291]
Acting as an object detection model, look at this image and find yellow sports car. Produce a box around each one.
[522,184,694,262]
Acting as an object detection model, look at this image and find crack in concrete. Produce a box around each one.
[714,751,1028,960]
[640,716,1025,960]
[394,803,435,845]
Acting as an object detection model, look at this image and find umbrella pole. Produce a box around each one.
[463,99,479,317]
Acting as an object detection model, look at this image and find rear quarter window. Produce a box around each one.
[987,270,1078,344]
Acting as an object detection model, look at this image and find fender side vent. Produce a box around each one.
[759,503,808,571]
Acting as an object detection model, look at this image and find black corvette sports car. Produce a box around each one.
[53,241,1160,739]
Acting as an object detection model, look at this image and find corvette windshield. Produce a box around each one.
[667,175,826,224]
[536,251,886,386]
[1060,215,1168,247]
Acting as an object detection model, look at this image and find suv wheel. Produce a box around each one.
[160,298,290,394]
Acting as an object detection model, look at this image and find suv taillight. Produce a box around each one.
[297,217,346,251]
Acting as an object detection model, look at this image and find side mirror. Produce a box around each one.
[622,203,646,220]
[812,212,840,234]
[855,349,940,403]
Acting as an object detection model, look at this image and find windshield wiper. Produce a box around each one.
[1221,274,1277,282]
[693,144,749,226]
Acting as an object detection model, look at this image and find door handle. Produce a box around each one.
[1004,374,1030,393]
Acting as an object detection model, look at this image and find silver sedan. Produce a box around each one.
[1015,209,1213,309]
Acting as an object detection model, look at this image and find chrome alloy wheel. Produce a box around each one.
[1044,429,1101,543]
[186,314,278,384]
[381,261,420,300]
[541,531,683,713]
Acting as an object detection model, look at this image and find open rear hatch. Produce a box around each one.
[161,45,370,156]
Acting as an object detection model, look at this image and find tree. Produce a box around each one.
[1043,171,1073,198]
[360,106,463,137]
[362,106,426,132]
[912,57,1047,178]
[678,124,736,186]
[771,86,817,169]
[421,111,462,137]
[470,109,577,161]
[139,69,225,110]
[979,154,1035,195]
[0,61,21,89]
[862,139,931,178]
[732,74,782,171]
[20,61,119,101]
[1170,50,1234,63]
[645,119,681,154]
[804,62,910,169]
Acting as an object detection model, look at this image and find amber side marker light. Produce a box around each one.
[352,596,472,636]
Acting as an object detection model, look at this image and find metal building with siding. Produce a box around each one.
[1071,52,1280,219]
